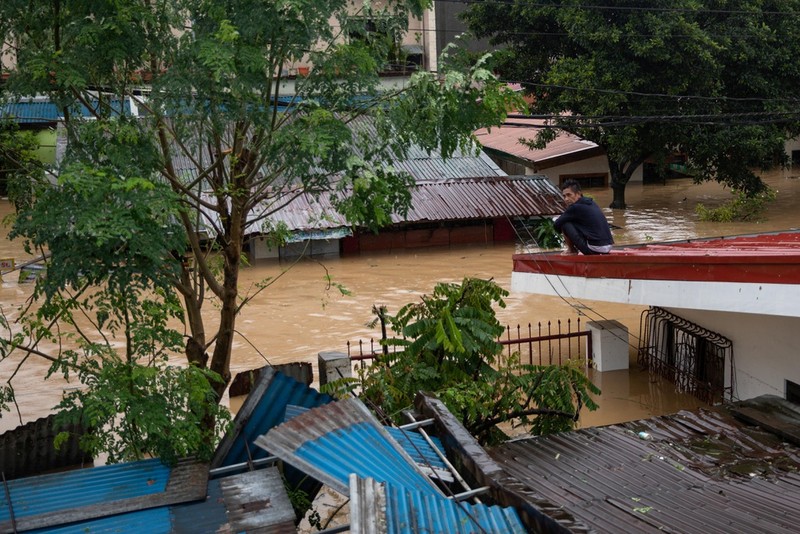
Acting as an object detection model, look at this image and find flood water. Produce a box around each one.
[2,169,799,433]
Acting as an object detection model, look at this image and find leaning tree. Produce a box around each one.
[0,0,520,460]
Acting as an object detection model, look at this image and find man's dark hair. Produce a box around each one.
[561,179,582,193]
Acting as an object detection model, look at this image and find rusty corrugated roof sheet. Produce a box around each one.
[397,175,564,224]
[230,175,564,235]
[489,397,800,533]
[0,414,92,480]
[475,118,601,165]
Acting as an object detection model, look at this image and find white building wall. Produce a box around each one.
[525,154,644,186]
[665,308,800,402]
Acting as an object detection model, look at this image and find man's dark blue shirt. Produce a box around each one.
[554,197,613,246]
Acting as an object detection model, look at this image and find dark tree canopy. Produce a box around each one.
[464,0,800,208]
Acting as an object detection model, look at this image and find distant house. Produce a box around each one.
[475,117,634,189]
[1,96,137,168]
[244,174,565,260]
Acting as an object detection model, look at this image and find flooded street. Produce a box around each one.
[2,168,799,433]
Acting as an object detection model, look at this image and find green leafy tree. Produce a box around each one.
[0,120,45,211]
[327,278,599,444]
[0,0,519,454]
[0,167,230,463]
[464,0,800,208]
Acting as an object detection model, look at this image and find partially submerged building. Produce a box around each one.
[511,231,800,404]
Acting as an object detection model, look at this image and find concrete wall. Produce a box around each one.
[249,236,340,261]
[528,154,629,185]
[665,307,800,402]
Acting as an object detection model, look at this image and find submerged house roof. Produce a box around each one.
[475,117,603,169]
[1,97,134,124]
[511,231,800,317]
[200,174,565,238]
[488,395,800,533]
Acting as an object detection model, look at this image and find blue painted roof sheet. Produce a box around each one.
[384,482,526,534]
[0,458,170,522]
[27,507,173,534]
[211,367,334,468]
[0,99,133,124]
[384,426,447,471]
[255,397,441,496]
[350,475,527,534]
[285,403,450,475]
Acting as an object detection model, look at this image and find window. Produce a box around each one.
[787,379,800,404]
[558,173,607,189]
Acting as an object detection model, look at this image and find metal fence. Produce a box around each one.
[637,307,733,404]
[346,318,591,369]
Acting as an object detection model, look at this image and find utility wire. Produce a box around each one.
[436,0,800,17]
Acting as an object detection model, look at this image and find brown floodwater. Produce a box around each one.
[2,169,799,433]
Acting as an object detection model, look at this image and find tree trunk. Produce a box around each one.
[610,181,627,209]
[209,251,239,399]
[608,160,628,209]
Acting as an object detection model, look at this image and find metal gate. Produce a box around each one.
[638,307,734,404]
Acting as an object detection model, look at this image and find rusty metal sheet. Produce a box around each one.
[489,400,800,533]
[220,468,295,533]
[0,414,92,481]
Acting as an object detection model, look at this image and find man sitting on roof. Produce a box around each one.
[554,179,614,255]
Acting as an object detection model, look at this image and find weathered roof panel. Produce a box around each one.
[350,475,527,534]
[0,414,92,481]
[397,176,564,224]
[0,459,208,532]
[212,366,334,469]
[255,397,440,496]
[489,397,800,533]
[233,175,564,235]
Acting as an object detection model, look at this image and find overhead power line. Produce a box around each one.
[436,0,800,17]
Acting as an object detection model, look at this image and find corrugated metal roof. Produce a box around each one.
[396,175,564,224]
[255,397,442,496]
[0,99,133,124]
[27,507,173,534]
[211,366,334,469]
[0,414,92,480]
[233,175,564,235]
[19,466,295,533]
[0,459,208,532]
[489,397,800,533]
[394,150,505,180]
[384,427,448,472]
[350,475,527,534]
[475,118,601,165]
